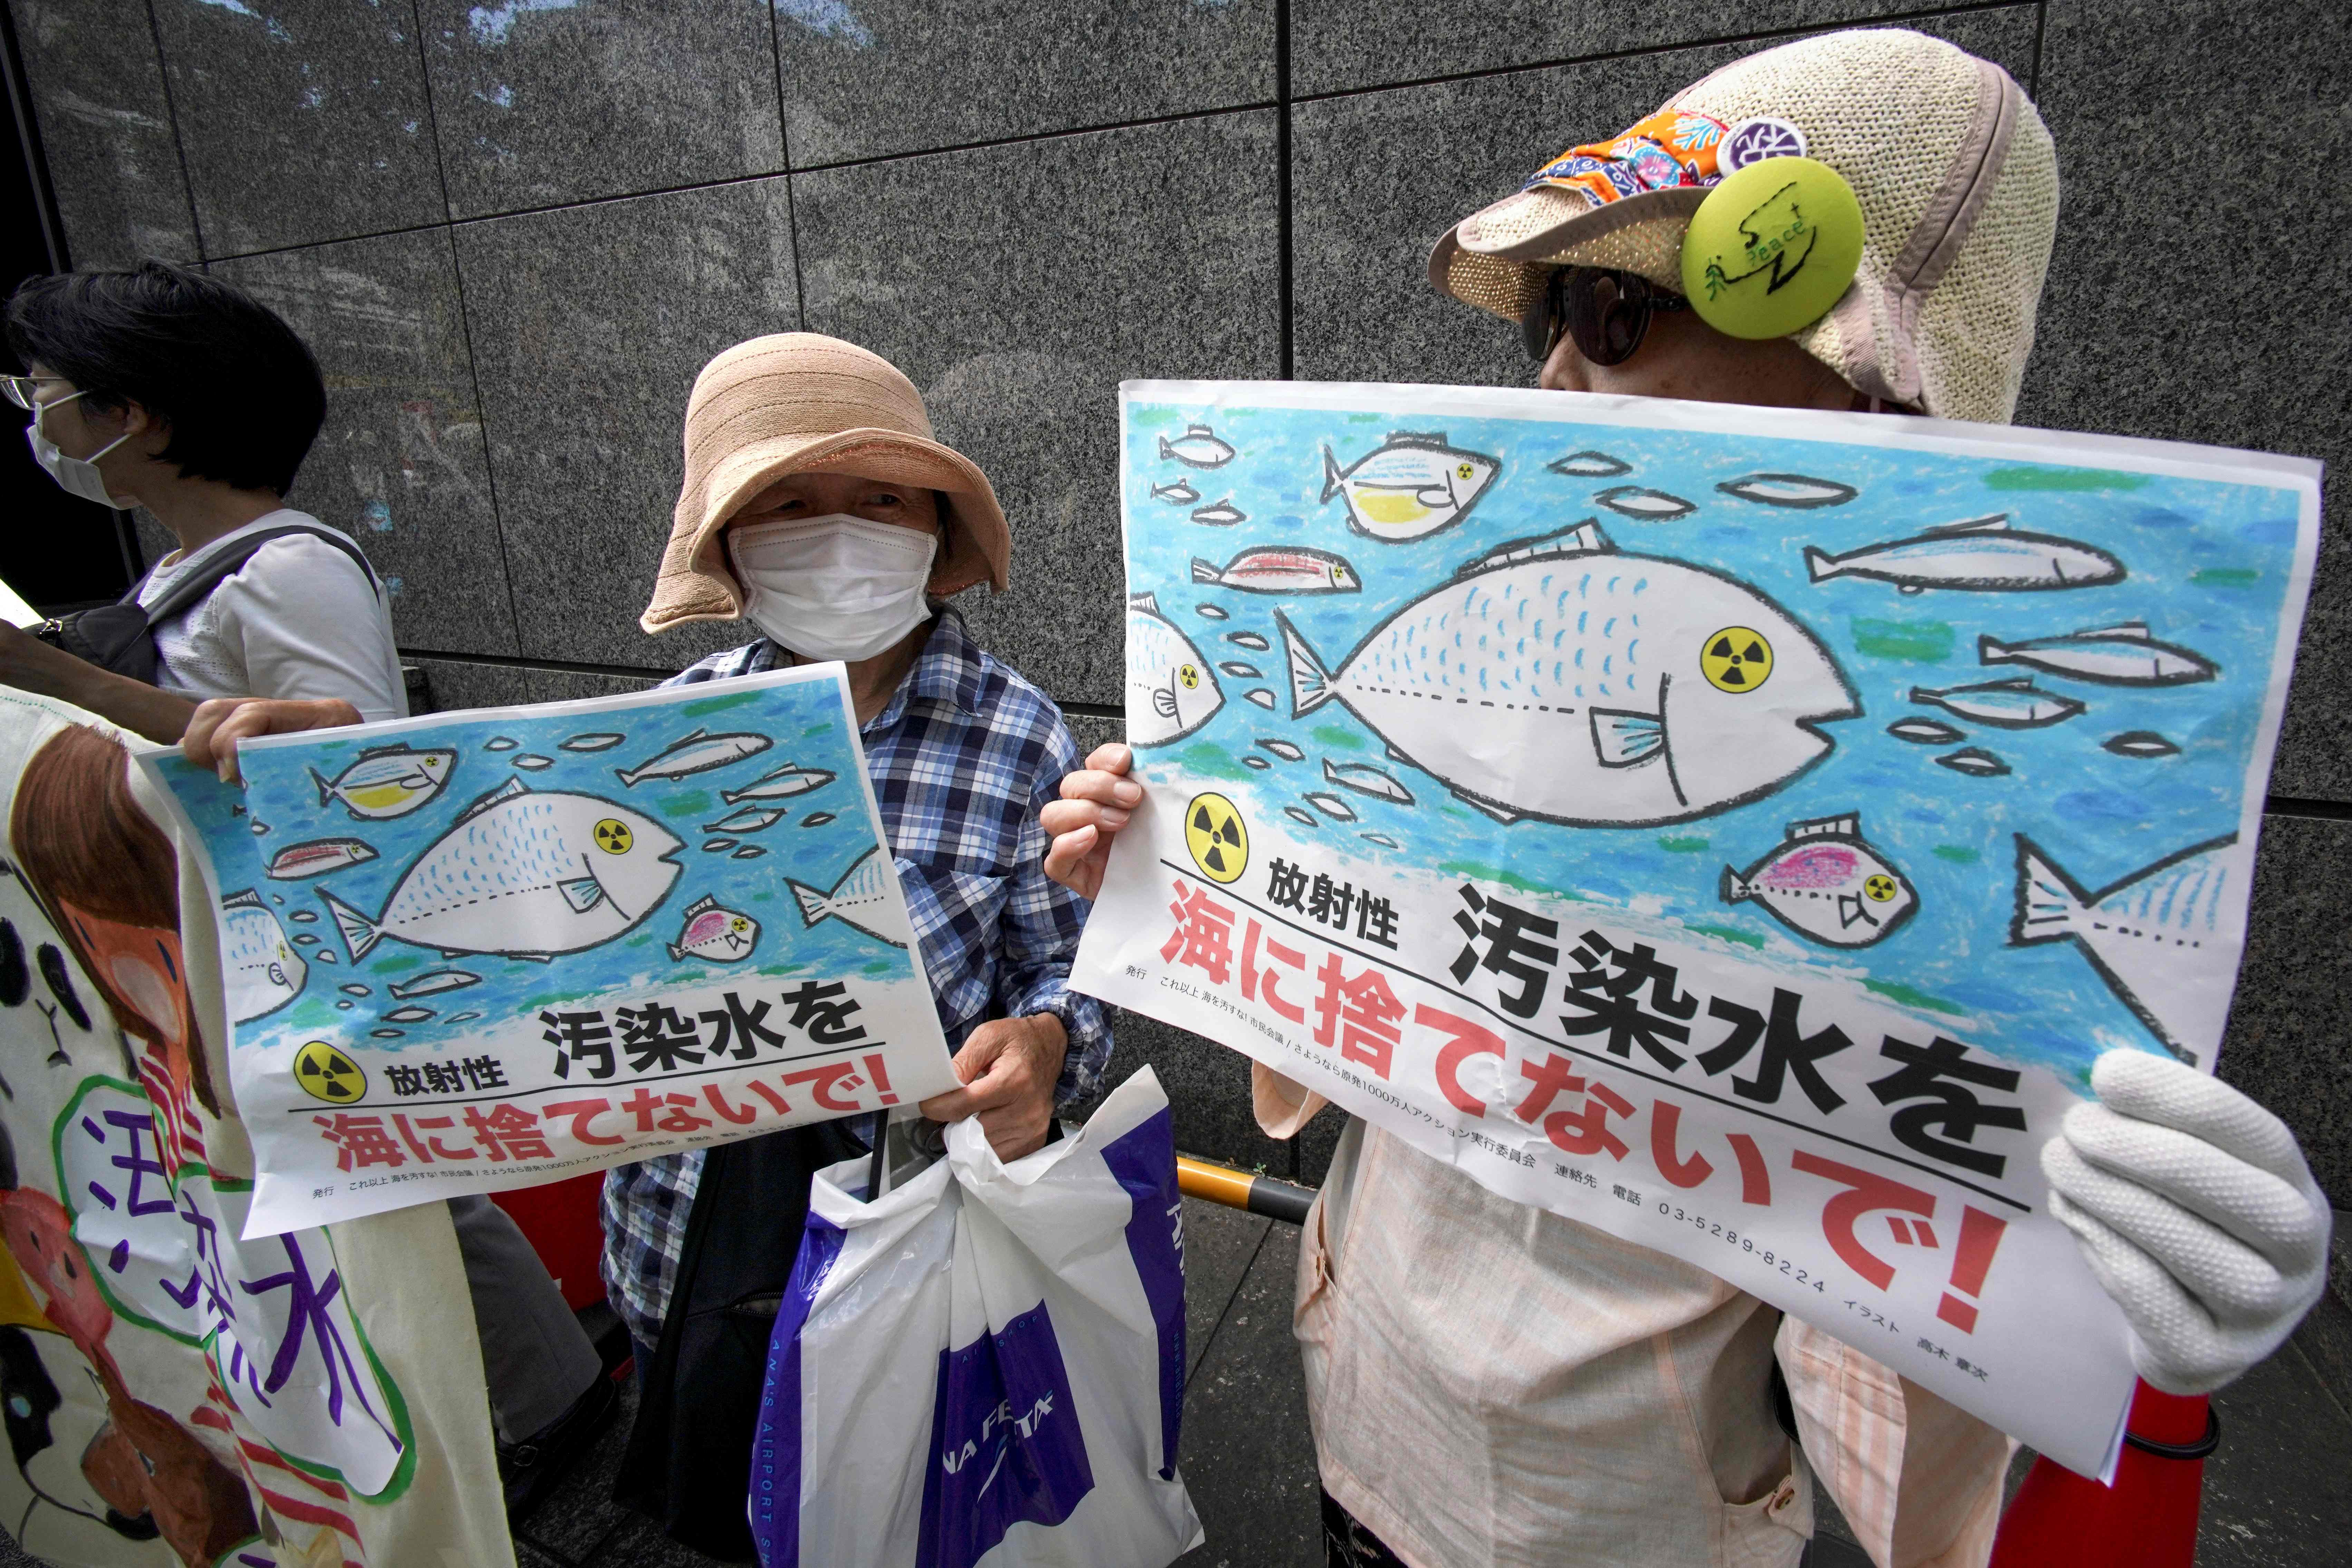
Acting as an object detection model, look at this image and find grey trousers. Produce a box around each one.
[448,1193,604,1443]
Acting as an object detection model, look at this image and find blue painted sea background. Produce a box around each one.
[150,676,918,1059]
[1125,393,2310,1081]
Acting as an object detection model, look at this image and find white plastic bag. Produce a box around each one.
[750,1067,1203,1568]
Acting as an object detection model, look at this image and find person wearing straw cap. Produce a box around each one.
[1043,29,2331,1568]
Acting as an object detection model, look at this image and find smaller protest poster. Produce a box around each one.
[0,689,512,1568]
[1073,379,2322,1476]
[139,665,961,1238]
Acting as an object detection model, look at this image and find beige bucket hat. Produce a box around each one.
[642,333,1011,633]
[1428,29,2059,424]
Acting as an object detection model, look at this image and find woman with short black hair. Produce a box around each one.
[0,259,403,737]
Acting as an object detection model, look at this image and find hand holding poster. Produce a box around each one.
[139,664,961,1237]
[1073,380,2321,1476]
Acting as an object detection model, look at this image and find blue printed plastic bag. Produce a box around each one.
[751,1068,1201,1567]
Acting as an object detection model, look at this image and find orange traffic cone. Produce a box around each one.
[1987,1380,2214,1568]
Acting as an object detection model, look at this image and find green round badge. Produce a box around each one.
[1679,156,1864,340]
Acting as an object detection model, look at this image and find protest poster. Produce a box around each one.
[0,690,512,1568]
[138,664,961,1238]
[1072,379,2321,1475]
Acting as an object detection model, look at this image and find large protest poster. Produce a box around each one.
[138,665,961,1238]
[1073,380,2321,1475]
[0,690,512,1568]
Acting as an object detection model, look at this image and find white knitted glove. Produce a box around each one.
[2043,1050,2332,1395]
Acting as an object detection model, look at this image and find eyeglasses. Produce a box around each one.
[0,374,65,412]
[1522,266,1690,366]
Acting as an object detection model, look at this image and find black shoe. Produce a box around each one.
[499,1372,619,1523]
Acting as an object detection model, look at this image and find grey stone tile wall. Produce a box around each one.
[10,0,2350,1203]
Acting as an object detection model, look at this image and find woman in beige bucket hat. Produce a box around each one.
[1046,28,2330,1568]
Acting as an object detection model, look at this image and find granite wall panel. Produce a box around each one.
[2223,812,2352,1207]
[148,0,443,256]
[214,227,518,656]
[418,0,785,219]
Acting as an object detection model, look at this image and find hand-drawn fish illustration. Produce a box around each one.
[1594,485,1697,520]
[2011,833,2239,1065]
[1716,473,1858,509]
[371,1029,403,1039]
[1322,432,1500,541]
[1805,515,2124,593]
[1548,451,1632,478]
[288,908,317,923]
[1721,813,1917,948]
[293,933,318,945]
[445,1010,483,1024]
[338,983,371,997]
[1936,747,2010,777]
[513,754,553,771]
[1196,603,1229,620]
[1245,690,1276,709]
[1886,718,1965,746]
[220,888,306,1023]
[1304,792,1358,822]
[1277,522,1857,827]
[1244,756,1270,769]
[1160,424,1236,468]
[1191,499,1247,526]
[310,745,457,820]
[1151,479,1201,505]
[732,846,766,859]
[266,837,378,880]
[800,813,836,828]
[788,846,911,947]
[560,733,627,752]
[1128,593,1225,746]
[485,737,518,752]
[315,950,337,963]
[336,1000,353,1010]
[669,894,760,963]
[318,778,682,962]
[1361,833,1400,848]
[616,728,774,786]
[1283,807,1318,827]
[1978,622,2217,685]
[1226,632,1271,651]
[721,763,837,804]
[1321,758,1415,805]
[388,969,481,999]
[1909,679,2085,729]
[2103,731,2181,759]
[251,819,270,834]
[704,805,786,834]
[1220,662,1262,679]
[1258,739,1303,761]
[383,1006,436,1024]
[703,838,737,852]
[1193,547,1362,595]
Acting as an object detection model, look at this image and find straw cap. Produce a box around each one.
[642,334,1011,633]
[1428,29,2059,424]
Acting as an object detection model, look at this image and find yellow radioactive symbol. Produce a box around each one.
[1185,792,1249,885]
[592,818,634,854]
[1177,663,1202,690]
[295,1041,367,1104]
[1701,626,1774,693]
[1456,462,1476,480]
[1863,874,1900,903]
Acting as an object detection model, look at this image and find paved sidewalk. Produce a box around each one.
[2,1196,2345,1566]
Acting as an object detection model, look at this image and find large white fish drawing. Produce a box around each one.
[615,728,773,786]
[310,745,456,820]
[789,847,912,948]
[1721,814,1917,948]
[2010,833,2239,1066]
[1277,522,1857,826]
[1805,515,2124,593]
[1128,594,1225,746]
[1979,622,2218,685]
[220,888,306,1022]
[1321,431,1499,541]
[319,778,683,961]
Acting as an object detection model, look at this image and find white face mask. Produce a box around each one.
[728,513,939,663]
[25,389,137,509]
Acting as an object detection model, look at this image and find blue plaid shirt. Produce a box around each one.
[599,609,1110,1344]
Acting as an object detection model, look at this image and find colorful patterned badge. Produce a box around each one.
[1524,107,1733,208]
[1718,116,1810,173]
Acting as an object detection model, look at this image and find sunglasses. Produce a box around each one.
[1522,266,1690,366]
